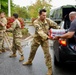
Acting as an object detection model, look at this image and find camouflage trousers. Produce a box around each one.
[28,39,52,69]
[12,37,23,56]
[0,31,5,51]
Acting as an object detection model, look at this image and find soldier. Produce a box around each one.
[23,9,59,75]
[0,12,7,53]
[7,13,24,62]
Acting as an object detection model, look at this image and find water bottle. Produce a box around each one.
[48,28,66,38]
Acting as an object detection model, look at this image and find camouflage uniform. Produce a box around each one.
[7,19,23,56]
[27,18,59,69]
[0,17,7,52]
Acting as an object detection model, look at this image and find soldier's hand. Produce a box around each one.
[53,36,60,40]
[47,36,53,40]
[47,36,59,40]
[48,36,50,39]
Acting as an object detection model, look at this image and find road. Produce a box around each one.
[0,25,76,75]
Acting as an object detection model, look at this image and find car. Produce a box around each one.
[50,5,76,66]
[49,5,76,26]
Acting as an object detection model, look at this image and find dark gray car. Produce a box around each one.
[50,5,76,66]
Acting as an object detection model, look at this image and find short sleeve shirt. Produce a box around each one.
[69,19,76,32]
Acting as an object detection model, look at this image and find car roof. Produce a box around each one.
[50,5,76,21]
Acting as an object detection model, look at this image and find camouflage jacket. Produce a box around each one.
[33,18,60,43]
[7,19,22,38]
[0,17,7,30]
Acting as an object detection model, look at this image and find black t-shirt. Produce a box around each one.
[69,19,76,32]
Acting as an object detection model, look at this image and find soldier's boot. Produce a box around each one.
[47,68,52,75]
[22,60,32,66]
[0,50,2,54]
[19,55,24,62]
[9,53,17,58]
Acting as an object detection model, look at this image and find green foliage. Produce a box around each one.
[0,0,52,19]
[28,0,52,18]
[11,4,30,19]
[21,28,28,35]
[0,0,13,15]
[7,32,13,37]
[12,0,52,19]
[0,0,8,14]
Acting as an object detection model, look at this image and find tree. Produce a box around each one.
[28,0,52,18]
[0,0,8,14]
[0,0,13,16]
[12,4,30,19]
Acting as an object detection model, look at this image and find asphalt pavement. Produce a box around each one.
[0,25,76,75]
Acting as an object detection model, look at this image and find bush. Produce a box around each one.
[6,32,13,37]
[21,28,28,35]
[7,17,25,29]
[21,28,30,39]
